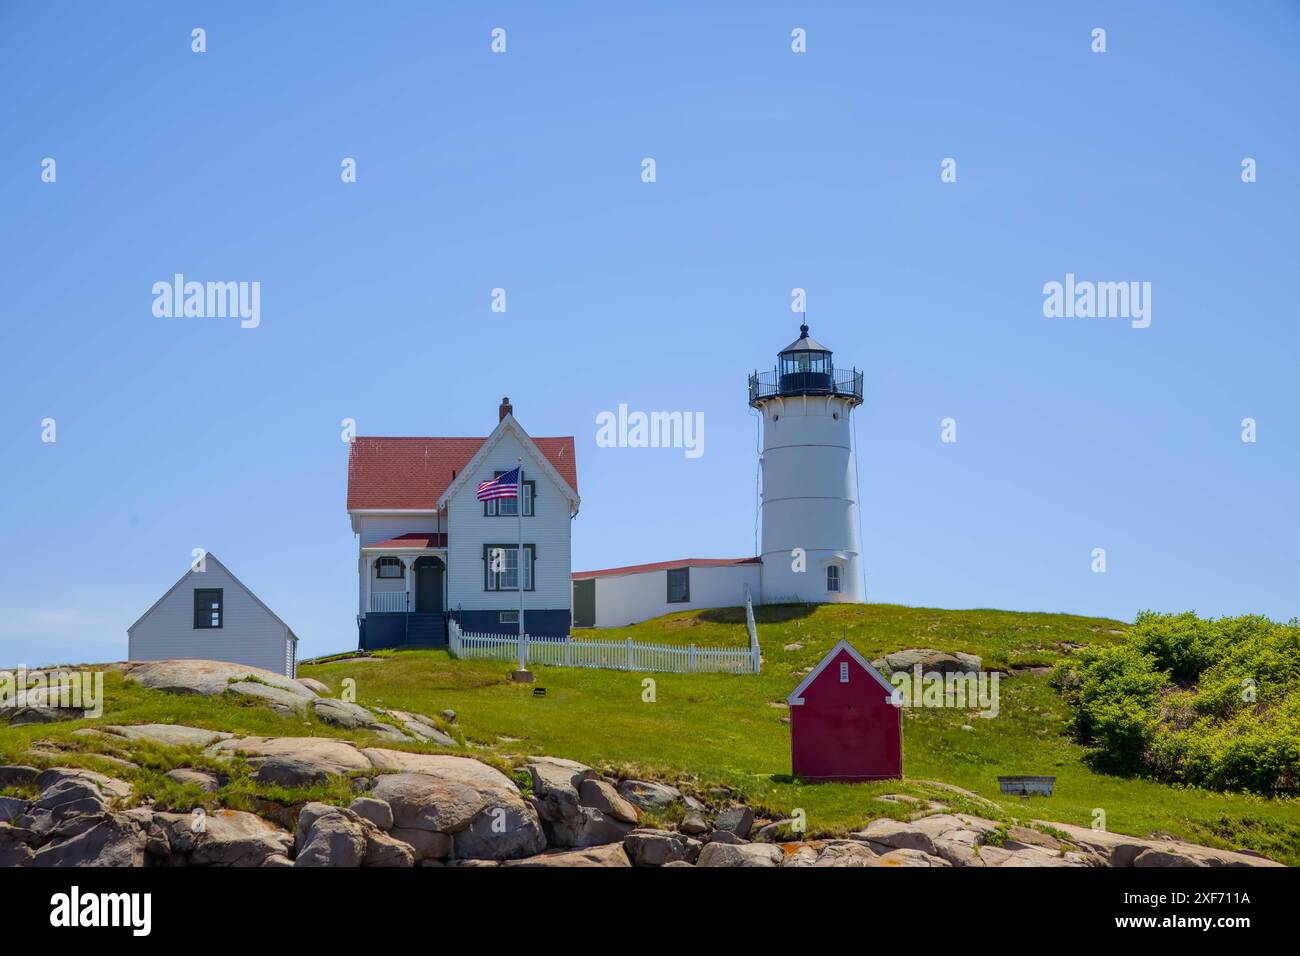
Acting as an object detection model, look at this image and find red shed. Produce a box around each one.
[787,639,902,781]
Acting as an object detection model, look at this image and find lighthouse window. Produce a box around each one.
[827,565,841,593]
[667,567,690,603]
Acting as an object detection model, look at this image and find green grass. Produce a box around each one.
[301,603,1300,863]
[4,602,1298,863]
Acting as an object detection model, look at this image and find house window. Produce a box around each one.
[485,471,535,517]
[499,611,520,625]
[827,565,841,593]
[484,545,536,591]
[194,589,223,629]
[839,661,849,683]
[376,557,403,579]
[667,567,690,603]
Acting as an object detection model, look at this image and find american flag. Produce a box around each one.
[476,466,521,502]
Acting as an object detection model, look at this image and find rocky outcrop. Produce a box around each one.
[871,649,982,675]
[121,659,319,700]
[527,757,636,849]
[1,716,1283,869]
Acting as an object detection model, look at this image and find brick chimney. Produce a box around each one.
[499,396,513,421]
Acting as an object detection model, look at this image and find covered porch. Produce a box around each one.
[359,533,449,648]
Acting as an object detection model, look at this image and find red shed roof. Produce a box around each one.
[571,557,759,581]
[347,435,577,511]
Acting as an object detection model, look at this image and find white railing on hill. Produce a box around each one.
[448,612,762,676]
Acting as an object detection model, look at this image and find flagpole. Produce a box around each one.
[517,457,526,674]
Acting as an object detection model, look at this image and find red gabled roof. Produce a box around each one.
[362,533,448,549]
[571,557,760,581]
[347,435,577,511]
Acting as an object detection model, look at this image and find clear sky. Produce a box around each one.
[2,2,1297,666]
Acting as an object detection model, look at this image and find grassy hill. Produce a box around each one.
[3,602,1296,863]
[297,603,1300,863]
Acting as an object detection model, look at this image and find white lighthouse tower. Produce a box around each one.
[749,323,864,604]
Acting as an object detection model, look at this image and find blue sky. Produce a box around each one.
[1,2,1297,665]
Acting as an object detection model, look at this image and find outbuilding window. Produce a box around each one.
[827,565,841,593]
[376,557,403,579]
[667,567,690,603]
[840,661,849,683]
[194,589,223,629]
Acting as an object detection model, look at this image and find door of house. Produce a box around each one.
[573,578,595,628]
[415,557,444,613]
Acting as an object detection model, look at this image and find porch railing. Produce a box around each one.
[369,592,409,613]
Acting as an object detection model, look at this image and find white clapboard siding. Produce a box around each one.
[358,514,440,547]
[445,429,573,614]
[127,555,297,676]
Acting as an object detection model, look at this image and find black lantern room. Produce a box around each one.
[748,323,863,407]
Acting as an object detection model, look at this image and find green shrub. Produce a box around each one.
[1058,611,1300,793]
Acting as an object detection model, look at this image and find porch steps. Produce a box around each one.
[405,613,447,646]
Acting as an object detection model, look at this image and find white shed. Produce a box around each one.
[571,558,761,628]
[127,554,299,677]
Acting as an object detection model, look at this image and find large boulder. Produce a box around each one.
[294,807,368,867]
[526,756,594,805]
[208,736,372,785]
[155,809,294,866]
[870,649,982,675]
[123,659,319,699]
[623,828,702,866]
[714,806,755,839]
[104,724,233,748]
[349,797,394,831]
[32,812,146,867]
[164,768,226,792]
[1029,820,1280,868]
[854,818,937,856]
[578,779,639,825]
[389,827,452,862]
[877,848,953,867]
[370,773,487,833]
[377,709,459,747]
[452,791,546,861]
[311,698,404,737]
[696,842,783,867]
[504,843,632,867]
[616,779,682,814]
[0,766,39,788]
[228,681,312,717]
[363,829,416,867]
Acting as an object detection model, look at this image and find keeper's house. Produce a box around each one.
[127,553,300,678]
[346,398,579,649]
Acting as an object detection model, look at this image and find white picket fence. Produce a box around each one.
[449,592,762,675]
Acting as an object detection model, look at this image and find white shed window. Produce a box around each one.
[827,565,841,592]
[839,661,849,683]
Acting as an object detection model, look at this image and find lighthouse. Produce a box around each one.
[749,323,864,604]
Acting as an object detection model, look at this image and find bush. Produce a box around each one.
[1057,611,1300,793]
